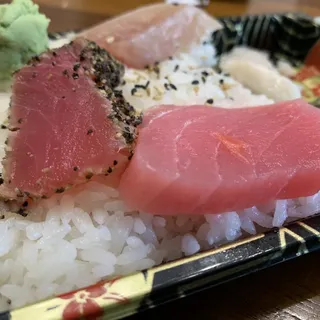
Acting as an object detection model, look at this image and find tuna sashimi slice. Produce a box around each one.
[78,4,222,69]
[119,100,320,215]
[3,38,142,199]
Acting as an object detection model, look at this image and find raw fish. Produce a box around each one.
[220,47,301,102]
[119,100,320,215]
[78,4,222,69]
[3,38,142,199]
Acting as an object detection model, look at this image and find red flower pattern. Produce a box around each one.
[59,278,128,320]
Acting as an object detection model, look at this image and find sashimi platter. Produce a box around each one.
[0,0,320,319]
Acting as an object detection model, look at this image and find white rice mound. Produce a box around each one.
[1,183,320,310]
[0,38,314,311]
[120,43,274,109]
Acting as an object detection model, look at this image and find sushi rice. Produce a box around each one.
[0,36,312,311]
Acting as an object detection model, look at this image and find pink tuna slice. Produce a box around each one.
[78,3,222,69]
[119,100,320,215]
[3,38,141,199]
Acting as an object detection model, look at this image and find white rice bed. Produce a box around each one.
[0,181,319,310]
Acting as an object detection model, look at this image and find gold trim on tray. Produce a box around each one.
[297,221,320,237]
[152,234,264,272]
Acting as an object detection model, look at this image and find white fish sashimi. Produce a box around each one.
[220,49,301,102]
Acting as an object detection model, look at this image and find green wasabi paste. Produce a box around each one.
[0,0,50,82]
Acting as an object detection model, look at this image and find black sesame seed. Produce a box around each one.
[164,83,170,90]
[0,215,4,220]
[1,125,7,129]
[201,76,206,83]
[72,72,79,80]
[87,128,93,135]
[75,41,139,146]
[113,160,118,165]
[62,96,66,99]
[18,118,23,124]
[0,178,3,185]
[62,70,69,77]
[17,208,28,217]
[202,71,209,77]
[107,167,112,174]
[169,83,177,90]
[52,52,57,57]
[73,166,78,171]
[192,80,199,85]
[174,65,179,72]
[122,80,126,85]
[134,84,145,89]
[55,187,65,194]
[219,79,224,84]
[206,98,214,104]
[22,201,28,207]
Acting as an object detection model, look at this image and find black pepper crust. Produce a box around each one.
[85,172,93,180]
[55,187,65,194]
[78,41,124,89]
[105,88,142,144]
[17,208,28,217]
[77,40,142,145]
